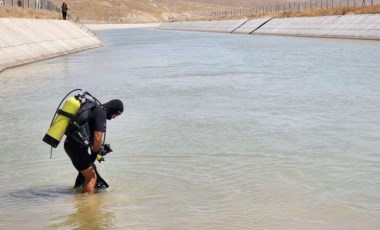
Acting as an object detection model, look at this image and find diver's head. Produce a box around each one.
[102,99,124,120]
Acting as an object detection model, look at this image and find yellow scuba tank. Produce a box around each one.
[43,96,81,148]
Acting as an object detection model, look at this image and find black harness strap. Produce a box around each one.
[57,109,75,119]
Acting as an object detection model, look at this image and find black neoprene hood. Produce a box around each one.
[102,99,124,119]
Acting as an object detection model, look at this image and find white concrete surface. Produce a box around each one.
[85,23,161,31]
[158,20,249,33]
[254,14,380,40]
[158,14,380,40]
[0,19,102,72]
[233,17,273,34]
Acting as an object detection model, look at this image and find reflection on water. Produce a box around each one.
[7,186,74,201]
[0,28,380,229]
[0,186,115,230]
[50,194,115,230]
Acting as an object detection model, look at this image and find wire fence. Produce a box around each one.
[0,0,60,13]
[1,0,379,22]
[172,0,380,21]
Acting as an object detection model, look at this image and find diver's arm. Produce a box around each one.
[92,131,103,153]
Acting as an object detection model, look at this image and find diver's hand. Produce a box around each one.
[94,144,112,163]
[100,144,112,156]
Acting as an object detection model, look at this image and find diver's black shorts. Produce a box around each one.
[64,138,93,171]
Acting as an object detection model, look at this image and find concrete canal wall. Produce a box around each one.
[232,17,273,34]
[0,19,102,72]
[158,14,380,40]
[255,14,380,40]
[159,19,249,33]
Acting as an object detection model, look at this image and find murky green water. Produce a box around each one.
[0,28,380,229]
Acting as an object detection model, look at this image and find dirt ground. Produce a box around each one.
[1,1,379,23]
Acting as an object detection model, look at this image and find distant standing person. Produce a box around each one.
[61,2,69,20]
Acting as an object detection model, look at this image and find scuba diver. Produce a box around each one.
[43,90,124,194]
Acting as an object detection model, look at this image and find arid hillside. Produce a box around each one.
[1,0,379,22]
[57,0,232,23]
[55,0,315,23]
[181,0,299,7]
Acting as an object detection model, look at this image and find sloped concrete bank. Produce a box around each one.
[158,20,248,33]
[84,23,161,31]
[158,14,380,40]
[0,19,102,72]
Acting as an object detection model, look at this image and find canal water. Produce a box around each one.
[0,28,379,229]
